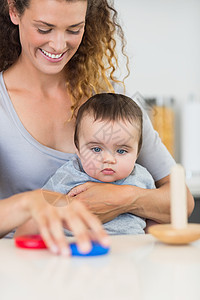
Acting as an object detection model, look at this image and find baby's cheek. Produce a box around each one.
[81,160,100,178]
[118,161,134,178]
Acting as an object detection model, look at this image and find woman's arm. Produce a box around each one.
[0,189,109,255]
[67,175,194,224]
[128,175,194,223]
[66,106,195,224]
[14,190,75,236]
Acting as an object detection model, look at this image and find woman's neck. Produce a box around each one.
[4,57,67,94]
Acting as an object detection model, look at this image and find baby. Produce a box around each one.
[43,93,155,235]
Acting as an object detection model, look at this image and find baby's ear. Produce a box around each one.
[8,0,20,25]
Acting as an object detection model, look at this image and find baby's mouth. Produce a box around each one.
[101,168,115,175]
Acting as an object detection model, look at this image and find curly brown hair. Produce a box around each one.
[0,0,129,115]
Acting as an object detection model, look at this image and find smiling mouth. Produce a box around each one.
[40,49,65,59]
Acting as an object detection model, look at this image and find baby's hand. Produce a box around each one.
[68,184,88,197]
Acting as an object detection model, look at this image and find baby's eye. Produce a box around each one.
[117,149,127,154]
[91,147,102,153]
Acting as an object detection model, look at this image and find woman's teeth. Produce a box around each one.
[41,49,63,59]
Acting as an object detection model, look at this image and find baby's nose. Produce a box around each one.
[103,151,116,164]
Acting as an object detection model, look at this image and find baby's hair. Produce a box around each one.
[74,93,143,152]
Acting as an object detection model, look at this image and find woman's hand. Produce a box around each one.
[14,189,109,256]
[68,182,134,223]
[67,177,194,225]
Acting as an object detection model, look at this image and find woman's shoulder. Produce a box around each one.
[113,84,176,181]
[0,72,5,93]
[0,72,8,105]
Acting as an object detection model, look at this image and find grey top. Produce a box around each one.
[0,71,175,199]
[43,156,155,235]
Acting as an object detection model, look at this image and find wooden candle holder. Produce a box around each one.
[149,164,200,245]
[148,223,200,245]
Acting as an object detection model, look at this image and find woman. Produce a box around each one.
[0,0,194,251]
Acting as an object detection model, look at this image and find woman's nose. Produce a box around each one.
[49,32,67,53]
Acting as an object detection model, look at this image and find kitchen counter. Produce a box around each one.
[0,234,200,300]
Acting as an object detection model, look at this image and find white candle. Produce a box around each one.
[170,164,187,229]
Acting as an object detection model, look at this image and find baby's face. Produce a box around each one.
[76,115,140,182]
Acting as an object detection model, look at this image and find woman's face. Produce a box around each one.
[9,0,87,75]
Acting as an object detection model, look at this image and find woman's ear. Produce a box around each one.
[7,0,20,25]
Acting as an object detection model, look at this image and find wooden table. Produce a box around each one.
[0,234,200,300]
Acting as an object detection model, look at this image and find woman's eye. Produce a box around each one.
[67,30,80,35]
[92,147,102,153]
[37,28,52,34]
[117,149,127,154]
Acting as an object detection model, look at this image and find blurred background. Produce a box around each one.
[114,0,200,221]
[114,0,200,200]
